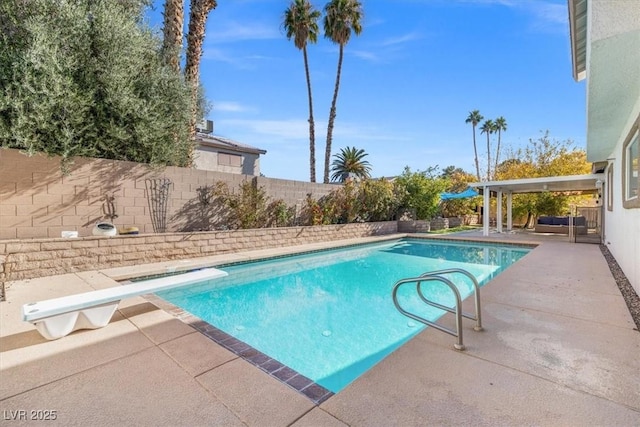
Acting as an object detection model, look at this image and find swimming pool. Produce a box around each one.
[157,238,530,393]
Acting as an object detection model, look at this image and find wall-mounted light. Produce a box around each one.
[595,179,604,190]
[542,184,548,191]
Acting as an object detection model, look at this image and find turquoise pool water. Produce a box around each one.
[158,239,530,392]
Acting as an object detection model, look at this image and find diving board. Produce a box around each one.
[22,268,228,340]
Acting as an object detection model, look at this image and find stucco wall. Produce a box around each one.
[602,100,640,295]
[192,146,261,176]
[0,149,336,240]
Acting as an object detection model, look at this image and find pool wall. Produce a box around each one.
[1,222,398,283]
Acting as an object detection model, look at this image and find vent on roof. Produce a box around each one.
[196,120,214,134]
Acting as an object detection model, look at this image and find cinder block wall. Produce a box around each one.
[1,222,398,283]
[0,149,337,240]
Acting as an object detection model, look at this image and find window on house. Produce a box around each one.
[218,153,242,167]
[622,116,639,209]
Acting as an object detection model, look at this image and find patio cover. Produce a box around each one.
[468,174,605,236]
[469,174,604,194]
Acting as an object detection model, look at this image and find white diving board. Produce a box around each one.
[22,268,228,340]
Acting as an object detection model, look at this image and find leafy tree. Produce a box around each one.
[494,116,507,173]
[440,165,467,181]
[480,119,495,180]
[330,146,371,182]
[0,0,193,171]
[322,0,363,183]
[495,132,592,227]
[465,110,483,181]
[283,0,321,182]
[395,167,448,220]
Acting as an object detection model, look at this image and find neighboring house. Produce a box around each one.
[568,0,640,294]
[193,125,266,176]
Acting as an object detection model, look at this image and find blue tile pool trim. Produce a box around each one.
[143,293,334,404]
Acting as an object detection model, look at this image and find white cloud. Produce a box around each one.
[454,0,568,32]
[351,50,381,62]
[214,101,252,113]
[528,2,567,31]
[201,47,272,69]
[220,119,310,141]
[209,20,279,43]
[216,118,411,144]
[381,32,422,47]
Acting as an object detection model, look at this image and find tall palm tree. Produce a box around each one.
[283,0,321,183]
[480,119,495,181]
[162,0,184,73]
[494,116,507,173]
[465,110,483,181]
[330,146,371,182]
[322,0,363,183]
[185,0,217,142]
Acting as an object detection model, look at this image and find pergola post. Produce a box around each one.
[506,192,513,231]
[496,190,503,233]
[483,186,490,237]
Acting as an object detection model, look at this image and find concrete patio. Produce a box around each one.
[1,232,639,425]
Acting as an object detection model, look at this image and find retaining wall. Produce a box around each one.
[1,221,397,284]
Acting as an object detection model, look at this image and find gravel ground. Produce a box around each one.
[600,245,640,332]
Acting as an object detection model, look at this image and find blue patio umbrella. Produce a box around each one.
[440,187,479,201]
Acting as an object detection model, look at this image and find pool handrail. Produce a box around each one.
[391,268,483,351]
[420,268,483,332]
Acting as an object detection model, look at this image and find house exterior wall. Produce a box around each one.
[0,149,335,240]
[193,146,261,176]
[587,1,640,294]
[602,100,640,295]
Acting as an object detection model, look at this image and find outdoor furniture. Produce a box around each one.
[22,268,228,340]
[534,216,588,235]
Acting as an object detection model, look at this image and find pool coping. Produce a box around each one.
[120,234,537,404]
[143,293,335,404]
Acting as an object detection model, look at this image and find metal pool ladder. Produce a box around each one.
[391,268,483,351]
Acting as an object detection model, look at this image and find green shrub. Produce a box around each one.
[301,179,402,225]
[394,167,448,220]
[211,180,268,229]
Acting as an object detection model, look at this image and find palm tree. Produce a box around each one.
[162,0,184,73]
[185,0,217,141]
[494,116,507,173]
[330,146,371,182]
[283,0,321,183]
[480,119,495,181]
[322,0,363,183]
[465,110,483,181]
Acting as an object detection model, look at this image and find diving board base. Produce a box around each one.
[32,302,119,340]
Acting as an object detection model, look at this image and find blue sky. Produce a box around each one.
[146,0,585,181]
